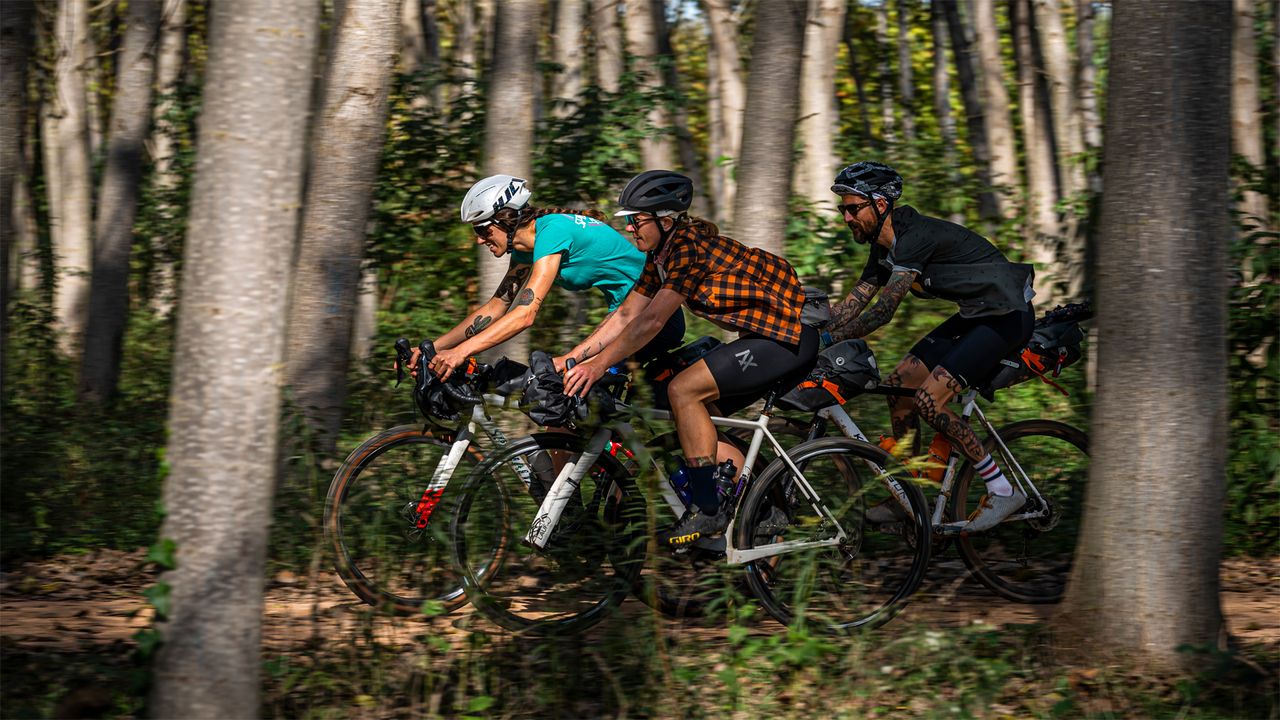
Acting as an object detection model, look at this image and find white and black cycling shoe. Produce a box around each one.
[658,509,729,548]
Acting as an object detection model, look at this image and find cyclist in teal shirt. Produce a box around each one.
[426,175,685,379]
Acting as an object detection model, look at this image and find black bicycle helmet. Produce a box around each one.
[831,161,903,201]
[615,170,694,217]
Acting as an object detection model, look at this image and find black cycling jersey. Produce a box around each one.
[859,206,1034,317]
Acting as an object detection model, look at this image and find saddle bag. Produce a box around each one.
[981,302,1090,397]
[778,339,881,412]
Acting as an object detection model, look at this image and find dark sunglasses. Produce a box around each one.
[838,200,872,216]
[471,221,494,236]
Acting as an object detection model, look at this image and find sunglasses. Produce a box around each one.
[471,221,494,236]
[838,200,873,216]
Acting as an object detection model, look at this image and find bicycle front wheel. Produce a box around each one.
[953,419,1089,604]
[324,425,490,615]
[450,432,646,635]
[736,437,931,633]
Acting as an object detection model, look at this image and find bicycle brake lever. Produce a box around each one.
[394,338,412,387]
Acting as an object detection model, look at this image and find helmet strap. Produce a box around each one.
[868,198,894,246]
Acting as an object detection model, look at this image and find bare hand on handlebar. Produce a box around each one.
[563,358,605,398]
[429,347,469,381]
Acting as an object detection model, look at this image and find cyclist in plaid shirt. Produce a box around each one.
[564,171,819,546]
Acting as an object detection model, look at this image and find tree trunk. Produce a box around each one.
[283,0,401,456]
[590,0,623,92]
[796,0,847,213]
[79,0,162,404]
[1075,0,1101,191]
[552,0,584,113]
[896,0,916,142]
[704,0,744,227]
[1,0,34,364]
[13,127,41,296]
[400,0,427,72]
[624,0,674,169]
[52,0,94,355]
[940,0,998,218]
[480,0,537,363]
[931,0,956,153]
[706,34,726,224]
[454,0,479,90]
[149,0,319,716]
[731,0,805,256]
[653,4,709,216]
[972,0,1018,216]
[1012,0,1058,304]
[874,1,895,143]
[148,0,187,316]
[1055,0,1231,673]
[1033,0,1085,202]
[1233,0,1270,227]
[843,6,875,147]
[352,262,378,361]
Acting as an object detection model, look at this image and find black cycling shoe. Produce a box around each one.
[658,509,729,548]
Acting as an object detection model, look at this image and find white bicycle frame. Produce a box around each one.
[417,394,535,505]
[814,390,1052,531]
[521,405,915,565]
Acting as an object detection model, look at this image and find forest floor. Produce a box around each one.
[1,549,1276,718]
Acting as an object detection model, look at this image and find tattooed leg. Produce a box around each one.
[913,365,986,462]
[886,355,929,444]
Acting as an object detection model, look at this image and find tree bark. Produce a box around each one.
[653,4,709,216]
[149,1,319,716]
[731,0,805,256]
[843,6,875,148]
[51,0,94,355]
[940,0,998,218]
[931,0,955,154]
[972,0,1018,216]
[624,0,674,169]
[79,0,162,404]
[590,0,623,92]
[480,0,537,363]
[147,0,187,316]
[282,0,401,456]
[704,0,744,227]
[1033,0,1085,202]
[874,1,895,143]
[1075,0,1101,191]
[552,0,584,113]
[1233,0,1270,227]
[1055,0,1231,673]
[1012,0,1058,304]
[797,0,847,213]
[896,0,916,142]
[1,0,34,354]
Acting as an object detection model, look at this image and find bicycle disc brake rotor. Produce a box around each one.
[1026,495,1060,532]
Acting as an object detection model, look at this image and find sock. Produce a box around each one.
[685,463,719,515]
[974,454,1013,496]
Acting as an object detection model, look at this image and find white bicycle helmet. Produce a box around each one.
[460,175,532,225]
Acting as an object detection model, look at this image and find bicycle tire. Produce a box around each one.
[737,437,932,632]
[952,419,1090,604]
[324,425,493,615]
[449,432,646,635]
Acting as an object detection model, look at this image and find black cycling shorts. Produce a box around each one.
[908,306,1035,388]
[700,326,820,415]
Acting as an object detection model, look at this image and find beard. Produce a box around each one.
[847,217,877,245]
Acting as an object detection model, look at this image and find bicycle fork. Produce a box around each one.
[522,427,612,550]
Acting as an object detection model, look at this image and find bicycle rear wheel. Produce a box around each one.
[953,419,1089,603]
[450,432,646,635]
[736,437,931,632]
[324,425,492,615]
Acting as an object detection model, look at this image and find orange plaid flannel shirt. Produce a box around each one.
[634,224,805,345]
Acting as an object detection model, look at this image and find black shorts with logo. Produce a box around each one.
[907,305,1035,388]
[699,326,820,415]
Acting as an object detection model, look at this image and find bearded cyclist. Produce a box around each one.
[826,161,1036,532]
[421,174,685,379]
[563,170,819,547]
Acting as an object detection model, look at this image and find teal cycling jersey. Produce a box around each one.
[510,213,645,311]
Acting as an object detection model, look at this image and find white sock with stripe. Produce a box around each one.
[974,454,1013,496]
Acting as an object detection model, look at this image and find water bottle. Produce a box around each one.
[669,460,694,509]
[714,459,739,501]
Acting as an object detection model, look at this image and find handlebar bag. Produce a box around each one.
[522,351,582,427]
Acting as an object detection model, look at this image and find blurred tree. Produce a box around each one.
[147,0,187,315]
[150,0,319,715]
[1012,0,1058,303]
[1,0,34,360]
[625,0,675,169]
[874,0,895,143]
[1234,0,1271,228]
[80,0,162,404]
[796,0,847,213]
[704,0,744,225]
[1076,0,1102,192]
[842,4,875,148]
[1056,0,1231,673]
[590,0,624,92]
[552,0,585,114]
[972,0,1018,217]
[732,0,805,255]
[284,0,403,456]
[896,0,916,142]
[940,0,998,218]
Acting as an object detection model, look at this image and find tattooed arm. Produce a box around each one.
[555,290,655,371]
[827,280,880,341]
[433,261,532,351]
[828,270,916,340]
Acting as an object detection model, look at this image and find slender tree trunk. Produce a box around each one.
[874,1,896,143]
[352,262,378,361]
[1055,0,1231,673]
[624,0,674,169]
[13,130,41,295]
[79,0,162,404]
[843,6,875,148]
[455,0,479,90]
[1,1,34,353]
[52,0,94,354]
[480,0,537,363]
[706,33,726,224]
[150,1,319,716]
[400,0,427,71]
[283,0,401,456]
[1033,0,1085,203]
[1013,0,1058,304]
[590,0,623,92]
[1075,0,1101,191]
[941,0,998,218]
[797,0,847,213]
[972,0,1018,216]
[148,0,186,316]
[731,0,805,256]
[552,0,584,113]
[653,4,709,215]
[1233,0,1271,227]
[896,0,916,142]
[931,0,956,153]
[704,0,744,227]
